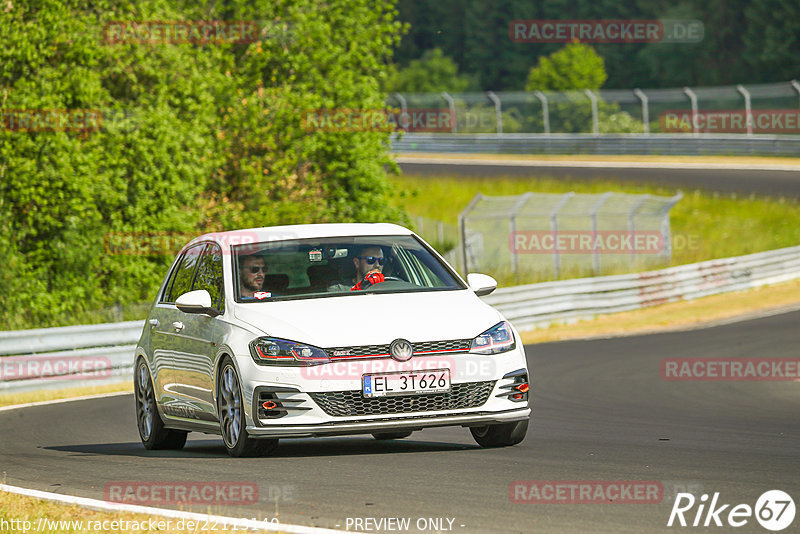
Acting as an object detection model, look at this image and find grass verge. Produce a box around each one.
[0,382,132,408]
[0,490,285,533]
[391,174,800,283]
[519,278,800,344]
[396,152,800,166]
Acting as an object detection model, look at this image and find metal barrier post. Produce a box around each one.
[791,80,800,108]
[534,91,550,134]
[736,85,752,136]
[441,92,457,133]
[633,88,649,134]
[683,87,699,136]
[585,90,599,135]
[392,93,407,121]
[487,91,502,134]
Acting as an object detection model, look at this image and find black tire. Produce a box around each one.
[372,431,414,440]
[134,359,188,450]
[217,357,279,457]
[470,420,528,448]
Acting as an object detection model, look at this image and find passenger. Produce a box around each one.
[239,255,267,299]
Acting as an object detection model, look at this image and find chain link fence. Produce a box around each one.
[457,192,682,282]
[387,81,800,136]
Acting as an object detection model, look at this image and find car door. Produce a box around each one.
[151,243,205,415]
[168,242,225,422]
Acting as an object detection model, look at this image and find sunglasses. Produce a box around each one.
[357,256,386,266]
[246,266,266,273]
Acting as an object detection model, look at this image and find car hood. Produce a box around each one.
[233,289,503,347]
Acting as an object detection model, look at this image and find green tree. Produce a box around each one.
[0,0,408,328]
[525,42,607,92]
[385,48,471,93]
[523,42,641,133]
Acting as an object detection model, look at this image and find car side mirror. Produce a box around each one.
[467,273,498,297]
[175,290,221,316]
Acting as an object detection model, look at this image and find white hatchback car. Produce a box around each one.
[134,223,530,456]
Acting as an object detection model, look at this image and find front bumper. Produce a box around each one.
[245,406,530,438]
[238,344,531,437]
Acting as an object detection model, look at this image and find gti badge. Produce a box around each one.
[390,339,414,362]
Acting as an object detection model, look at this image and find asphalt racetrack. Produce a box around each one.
[397,160,800,199]
[2,310,798,533]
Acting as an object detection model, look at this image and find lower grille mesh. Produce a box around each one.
[309,381,496,417]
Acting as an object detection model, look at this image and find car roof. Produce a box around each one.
[186,223,414,250]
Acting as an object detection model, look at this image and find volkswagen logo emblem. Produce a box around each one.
[390,339,414,362]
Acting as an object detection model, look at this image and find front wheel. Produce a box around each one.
[470,420,528,448]
[134,359,188,450]
[217,358,279,457]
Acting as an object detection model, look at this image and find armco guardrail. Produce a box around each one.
[2,244,800,392]
[0,321,143,393]
[483,244,800,331]
[391,133,800,157]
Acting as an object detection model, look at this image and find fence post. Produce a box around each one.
[633,88,649,134]
[584,90,599,135]
[683,87,699,136]
[441,92,457,133]
[660,192,684,261]
[487,91,503,134]
[791,80,800,108]
[589,192,612,274]
[509,192,533,283]
[736,85,752,136]
[534,91,550,134]
[551,193,575,279]
[458,193,483,275]
[392,93,407,124]
[628,195,650,264]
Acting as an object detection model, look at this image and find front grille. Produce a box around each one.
[309,381,496,417]
[325,339,471,360]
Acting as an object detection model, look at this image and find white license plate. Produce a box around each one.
[362,369,451,398]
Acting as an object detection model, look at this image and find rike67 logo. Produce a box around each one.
[668,490,795,531]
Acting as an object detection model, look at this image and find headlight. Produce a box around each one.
[249,337,330,366]
[470,321,516,355]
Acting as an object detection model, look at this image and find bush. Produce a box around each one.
[0,0,407,329]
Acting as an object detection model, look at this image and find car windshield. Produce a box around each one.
[232,235,464,302]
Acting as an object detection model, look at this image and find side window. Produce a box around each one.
[193,243,224,310]
[165,244,204,303]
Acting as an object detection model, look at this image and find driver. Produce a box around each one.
[327,246,387,292]
[350,246,386,291]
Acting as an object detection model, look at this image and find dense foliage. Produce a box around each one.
[0,0,406,328]
[395,0,800,90]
